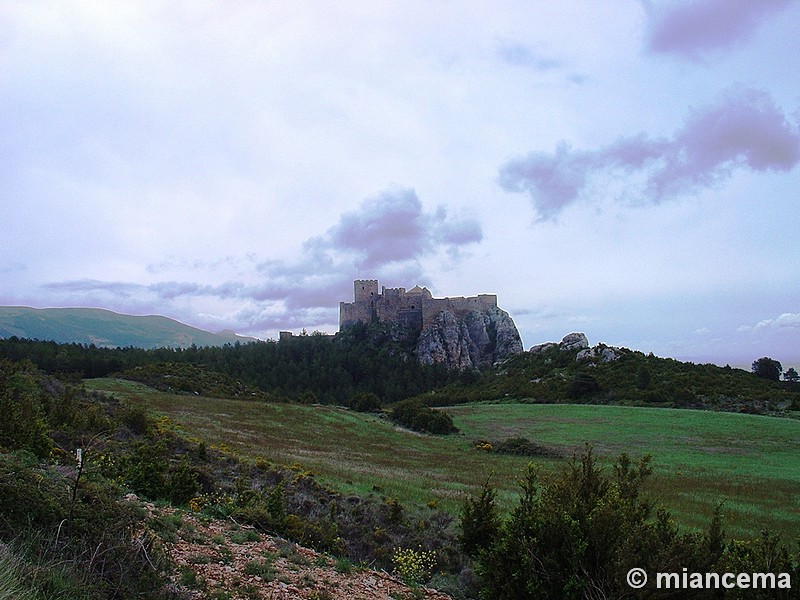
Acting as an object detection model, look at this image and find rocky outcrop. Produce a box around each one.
[416,305,523,371]
[530,332,589,353]
[560,332,590,351]
[529,332,622,364]
[576,344,621,363]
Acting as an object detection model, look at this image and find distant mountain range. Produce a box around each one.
[0,306,255,349]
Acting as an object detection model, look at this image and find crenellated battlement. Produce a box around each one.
[339,279,498,331]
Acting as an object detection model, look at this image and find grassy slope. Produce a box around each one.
[86,378,800,540]
[0,306,251,348]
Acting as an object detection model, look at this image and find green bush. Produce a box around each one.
[390,399,458,434]
[0,361,53,458]
[349,391,382,412]
[475,449,694,599]
[0,451,65,536]
[117,404,151,435]
[234,481,287,535]
[471,448,799,600]
[569,372,600,399]
[122,440,168,499]
[492,436,560,458]
[168,456,200,506]
[459,477,500,557]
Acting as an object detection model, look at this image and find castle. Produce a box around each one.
[339,279,499,332]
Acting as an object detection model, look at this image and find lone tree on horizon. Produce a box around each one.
[751,356,782,381]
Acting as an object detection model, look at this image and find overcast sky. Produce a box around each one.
[2,1,798,368]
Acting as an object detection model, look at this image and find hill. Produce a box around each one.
[0,306,253,349]
[3,357,800,599]
[86,377,800,539]
[416,333,800,416]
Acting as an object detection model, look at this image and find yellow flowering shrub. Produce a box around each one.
[391,546,436,584]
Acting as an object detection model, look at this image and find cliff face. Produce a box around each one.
[339,280,523,371]
[415,305,523,371]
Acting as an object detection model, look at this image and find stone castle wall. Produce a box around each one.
[339,279,498,331]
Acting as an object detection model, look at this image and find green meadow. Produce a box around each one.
[87,378,800,540]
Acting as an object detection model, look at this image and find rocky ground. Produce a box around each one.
[151,505,454,600]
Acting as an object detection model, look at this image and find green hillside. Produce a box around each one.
[3,357,799,599]
[416,340,800,415]
[0,306,252,349]
[87,378,800,539]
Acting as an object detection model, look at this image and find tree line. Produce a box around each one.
[0,322,458,404]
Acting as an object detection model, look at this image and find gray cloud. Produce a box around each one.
[325,188,430,268]
[44,279,145,298]
[309,187,482,271]
[496,39,561,71]
[255,188,482,308]
[644,0,792,59]
[41,189,482,335]
[499,87,800,220]
[0,262,26,276]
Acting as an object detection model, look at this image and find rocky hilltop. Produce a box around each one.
[530,332,622,363]
[340,280,523,370]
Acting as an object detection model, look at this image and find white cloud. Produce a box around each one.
[754,313,800,331]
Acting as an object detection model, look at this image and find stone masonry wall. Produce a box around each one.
[339,279,498,332]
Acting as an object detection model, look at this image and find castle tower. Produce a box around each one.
[354,279,379,302]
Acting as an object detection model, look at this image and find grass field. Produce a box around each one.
[86,379,800,540]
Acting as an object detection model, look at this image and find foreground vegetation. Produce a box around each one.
[3,329,800,598]
[5,356,798,598]
[1,360,470,598]
[466,450,799,599]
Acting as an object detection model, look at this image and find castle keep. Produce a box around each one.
[339,279,499,332]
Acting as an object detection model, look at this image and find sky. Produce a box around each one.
[1,1,798,369]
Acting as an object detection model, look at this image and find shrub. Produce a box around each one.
[0,360,53,458]
[459,477,500,557]
[234,482,287,535]
[390,399,458,434]
[492,436,560,458]
[168,456,200,506]
[0,451,65,536]
[474,448,723,600]
[569,372,599,399]
[349,391,382,412]
[123,440,168,499]
[117,404,151,436]
[392,546,436,585]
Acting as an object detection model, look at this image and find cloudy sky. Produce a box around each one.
[2,1,798,368]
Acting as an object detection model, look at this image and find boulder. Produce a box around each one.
[560,332,589,350]
[576,344,621,363]
[529,332,588,353]
[529,342,558,354]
